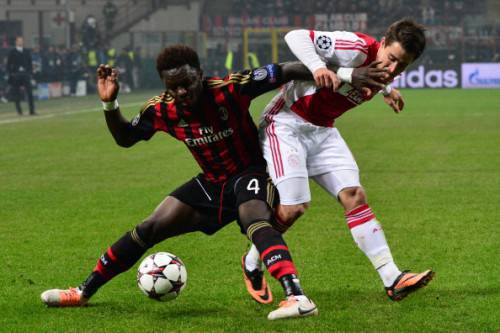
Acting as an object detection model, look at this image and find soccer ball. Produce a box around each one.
[137,252,187,301]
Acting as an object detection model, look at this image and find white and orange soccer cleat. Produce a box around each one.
[386,269,435,301]
[41,287,88,307]
[267,295,318,320]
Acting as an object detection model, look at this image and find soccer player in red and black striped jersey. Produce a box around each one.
[41,44,319,320]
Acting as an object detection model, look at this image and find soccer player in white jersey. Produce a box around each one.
[241,19,434,309]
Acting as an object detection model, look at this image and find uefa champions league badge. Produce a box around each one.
[316,35,332,50]
[253,68,268,81]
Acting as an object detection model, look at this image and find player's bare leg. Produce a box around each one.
[41,197,206,307]
[339,186,434,300]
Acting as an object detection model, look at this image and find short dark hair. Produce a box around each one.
[384,19,426,61]
[156,44,201,77]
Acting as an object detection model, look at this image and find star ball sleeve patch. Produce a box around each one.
[316,35,332,50]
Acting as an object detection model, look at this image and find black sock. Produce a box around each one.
[247,221,298,281]
[279,273,304,297]
[80,228,149,298]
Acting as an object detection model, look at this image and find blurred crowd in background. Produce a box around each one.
[201,0,499,76]
[0,0,498,103]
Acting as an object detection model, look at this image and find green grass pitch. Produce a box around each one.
[0,88,499,332]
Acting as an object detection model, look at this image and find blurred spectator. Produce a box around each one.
[103,1,119,36]
[116,47,133,93]
[65,44,85,95]
[130,46,142,89]
[0,52,8,103]
[43,45,63,82]
[7,36,36,115]
[31,46,43,82]
[105,43,117,67]
[81,15,100,51]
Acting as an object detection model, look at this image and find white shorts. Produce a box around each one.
[259,94,361,204]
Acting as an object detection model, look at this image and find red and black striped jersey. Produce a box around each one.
[128,64,283,183]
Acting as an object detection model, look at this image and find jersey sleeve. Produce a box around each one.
[285,29,376,71]
[128,103,157,141]
[229,64,283,99]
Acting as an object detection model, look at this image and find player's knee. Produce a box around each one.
[135,219,156,247]
[275,203,309,232]
[238,199,273,231]
[136,214,174,247]
[339,186,366,211]
[280,203,309,222]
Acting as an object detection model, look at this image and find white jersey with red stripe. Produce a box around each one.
[276,29,381,127]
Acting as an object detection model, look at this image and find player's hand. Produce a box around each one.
[351,61,389,91]
[383,88,405,113]
[313,68,341,91]
[97,64,120,102]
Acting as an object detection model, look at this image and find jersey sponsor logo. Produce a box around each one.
[337,84,364,104]
[265,64,277,83]
[185,127,234,147]
[316,35,332,50]
[253,68,268,81]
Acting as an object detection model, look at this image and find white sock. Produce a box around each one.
[346,204,401,287]
[245,244,262,271]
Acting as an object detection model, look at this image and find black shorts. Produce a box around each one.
[170,166,278,235]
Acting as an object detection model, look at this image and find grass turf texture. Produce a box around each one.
[0,89,499,332]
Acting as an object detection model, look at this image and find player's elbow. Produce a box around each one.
[113,135,135,148]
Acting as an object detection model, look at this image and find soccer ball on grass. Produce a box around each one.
[137,252,187,301]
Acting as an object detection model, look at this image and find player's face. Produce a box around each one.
[376,40,414,83]
[162,65,203,108]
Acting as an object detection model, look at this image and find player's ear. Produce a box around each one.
[380,37,386,48]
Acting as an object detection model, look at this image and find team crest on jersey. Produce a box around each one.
[177,118,189,127]
[316,35,332,50]
[131,114,141,126]
[218,106,228,120]
[253,68,268,81]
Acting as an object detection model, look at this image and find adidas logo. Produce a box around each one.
[178,119,188,127]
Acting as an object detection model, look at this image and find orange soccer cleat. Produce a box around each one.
[41,287,88,307]
[386,269,435,301]
[241,255,273,304]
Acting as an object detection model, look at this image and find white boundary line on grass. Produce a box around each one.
[0,102,144,125]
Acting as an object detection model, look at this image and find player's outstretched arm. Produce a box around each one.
[280,61,315,82]
[97,64,140,147]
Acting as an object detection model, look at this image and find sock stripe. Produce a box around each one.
[93,260,113,280]
[131,228,146,248]
[247,221,272,240]
[267,260,297,279]
[345,204,375,229]
[346,203,370,215]
[260,244,289,260]
[106,248,128,270]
